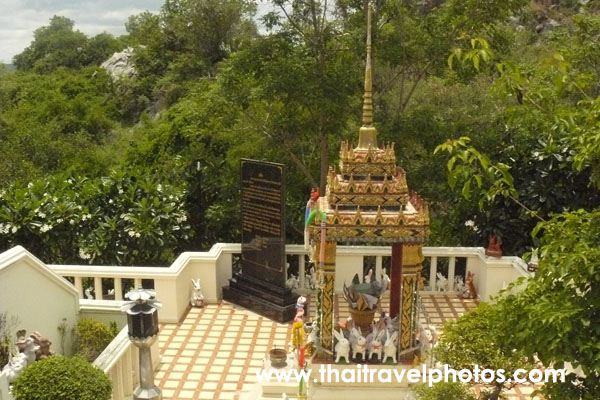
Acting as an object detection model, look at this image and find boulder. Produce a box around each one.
[101,47,136,79]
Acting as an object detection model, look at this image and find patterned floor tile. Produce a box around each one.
[156,294,533,400]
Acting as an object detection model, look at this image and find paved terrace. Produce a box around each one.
[156,294,540,400]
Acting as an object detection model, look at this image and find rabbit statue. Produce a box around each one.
[368,329,385,361]
[333,330,350,363]
[382,331,398,364]
[190,279,204,307]
[436,272,448,292]
[349,327,367,361]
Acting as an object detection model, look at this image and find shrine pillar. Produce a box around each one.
[390,243,424,359]
[315,240,337,353]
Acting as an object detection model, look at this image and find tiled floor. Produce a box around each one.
[156,294,539,399]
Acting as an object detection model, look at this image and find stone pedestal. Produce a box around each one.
[223,274,297,323]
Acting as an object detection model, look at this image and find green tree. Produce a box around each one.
[0,67,119,184]
[13,16,89,72]
[435,302,533,400]
[501,210,600,399]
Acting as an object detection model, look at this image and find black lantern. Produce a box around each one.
[121,289,162,339]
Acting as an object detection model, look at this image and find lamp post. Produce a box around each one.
[121,289,163,400]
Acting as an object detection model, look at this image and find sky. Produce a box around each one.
[0,0,163,63]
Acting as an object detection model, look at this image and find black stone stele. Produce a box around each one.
[222,159,297,323]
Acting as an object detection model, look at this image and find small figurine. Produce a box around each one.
[286,274,299,290]
[381,270,391,290]
[333,330,350,363]
[304,325,318,359]
[485,235,503,258]
[30,331,53,360]
[459,271,477,299]
[84,287,94,299]
[349,327,367,361]
[418,324,438,362]
[382,331,398,364]
[436,272,448,292]
[305,266,317,290]
[527,249,539,272]
[367,326,385,362]
[190,279,204,307]
[304,188,320,250]
[454,276,465,293]
[364,268,373,284]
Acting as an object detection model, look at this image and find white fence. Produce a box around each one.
[50,243,532,324]
[93,326,160,400]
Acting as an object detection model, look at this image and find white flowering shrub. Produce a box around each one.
[0,170,192,265]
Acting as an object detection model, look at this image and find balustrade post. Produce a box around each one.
[134,278,142,290]
[94,277,103,300]
[429,256,437,290]
[114,278,123,301]
[74,276,83,298]
[375,255,383,281]
[448,257,456,291]
[298,254,306,289]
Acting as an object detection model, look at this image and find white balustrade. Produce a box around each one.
[93,326,161,400]
[49,243,531,324]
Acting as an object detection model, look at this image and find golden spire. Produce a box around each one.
[357,3,378,150]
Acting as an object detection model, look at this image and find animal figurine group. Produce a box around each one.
[190,278,204,307]
[334,318,398,364]
[1,337,39,384]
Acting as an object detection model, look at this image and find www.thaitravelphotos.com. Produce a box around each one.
[256,364,566,387]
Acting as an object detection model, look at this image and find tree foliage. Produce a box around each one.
[435,302,533,400]
[13,16,123,72]
[0,170,192,265]
[12,356,111,400]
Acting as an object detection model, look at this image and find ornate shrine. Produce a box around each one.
[306,3,429,361]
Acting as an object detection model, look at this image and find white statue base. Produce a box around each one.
[242,353,420,400]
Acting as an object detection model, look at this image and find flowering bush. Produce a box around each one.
[0,170,192,265]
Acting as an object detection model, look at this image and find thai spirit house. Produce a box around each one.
[307,3,429,361]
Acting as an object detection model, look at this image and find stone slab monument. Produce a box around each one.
[222,159,297,323]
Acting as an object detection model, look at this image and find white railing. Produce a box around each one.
[93,326,160,400]
[49,243,532,324]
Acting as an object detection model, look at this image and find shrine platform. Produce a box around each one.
[155,294,541,400]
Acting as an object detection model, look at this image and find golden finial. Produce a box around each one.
[358,3,378,150]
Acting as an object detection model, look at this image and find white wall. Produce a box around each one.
[0,247,79,356]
